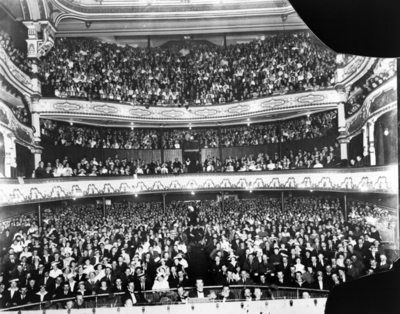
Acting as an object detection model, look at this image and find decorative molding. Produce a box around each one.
[37,89,343,124]
[339,57,377,88]
[0,101,41,149]
[0,166,396,206]
[0,46,33,92]
[345,77,397,138]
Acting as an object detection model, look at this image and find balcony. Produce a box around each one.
[36,89,342,127]
[0,165,396,206]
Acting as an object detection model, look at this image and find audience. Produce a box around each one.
[345,59,396,117]
[38,32,337,106]
[0,31,31,75]
[0,196,393,309]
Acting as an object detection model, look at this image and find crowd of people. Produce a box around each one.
[280,110,337,142]
[0,30,30,75]
[345,58,396,117]
[0,196,394,309]
[38,32,337,106]
[40,110,336,152]
[33,138,367,178]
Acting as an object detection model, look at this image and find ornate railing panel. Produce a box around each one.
[345,76,397,137]
[37,89,342,123]
[0,46,33,92]
[0,166,396,206]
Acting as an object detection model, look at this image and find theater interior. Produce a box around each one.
[0,1,398,313]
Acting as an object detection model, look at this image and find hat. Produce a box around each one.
[51,261,59,266]
[9,278,19,283]
[94,263,105,269]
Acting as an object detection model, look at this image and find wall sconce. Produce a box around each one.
[290,300,293,307]
[191,305,195,310]
[241,302,244,309]
[167,305,170,312]
[216,303,219,309]
[92,308,96,313]
[384,128,389,136]
[314,299,318,306]
[86,21,92,29]
[142,307,145,313]
[265,301,268,307]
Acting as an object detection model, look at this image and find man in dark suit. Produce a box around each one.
[39,271,54,291]
[274,271,291,287]
[72,294,90,309]
[57,282,74,300]
[73,266,86,283]
[34,161,46,178]
[135,273,153,292]
[237,270,255,286]
[101,266,116,288]
[168,266,179,288]
[311,271,332,290]
[123,281,146,305]
[292,271,310,289]
[17,286,31,305]
[85,272,99,295]
[217,285,236,302]
[176,270,190,288]
[5,279,21,307]
[49,276,64,299]
[188,279,209,298]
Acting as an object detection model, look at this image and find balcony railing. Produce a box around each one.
[0,165,396,206]
[0,46,32,91]
[1,285,328,312]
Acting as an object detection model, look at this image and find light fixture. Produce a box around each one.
[70,122,73,126]
[247,123,250,126]
[72,198,76,200]
[310,190,313,192]
[384,128,389,136]
[247,118,250,121]
[249,190,252,193]
[131,122,134,125]
[191,191,195,195]
[131,127,134,130]
[135,194,138,197]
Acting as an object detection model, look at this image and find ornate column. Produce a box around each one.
[362,125,369,165]
[335,54,345,84]
[337,102,348,162]
[2,132,17,178]
[368,120,376,166]
[23,21,56,95]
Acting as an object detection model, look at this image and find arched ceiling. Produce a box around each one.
[1,0,307,38]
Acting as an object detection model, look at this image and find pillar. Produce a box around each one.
[278,120,282,159]
[343,193,348,222]
[160,127,164,163]
[281,191,284,212]
[362,125,369,164]
[337,103,346,133]
[223,34,227,47]
[38,203,42,227]
[335,54,345,83]
[147,36,151,49]
[368,120,376,166]
[162,193,167,213]
[2,133,16,178]
[102,197,106,217]
[220,192,225,211]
